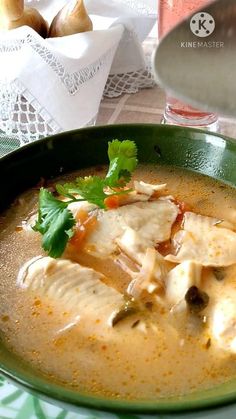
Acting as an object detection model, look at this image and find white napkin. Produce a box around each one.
[29,0,156,74]
[0,24,123,142]
[0,0,156,145]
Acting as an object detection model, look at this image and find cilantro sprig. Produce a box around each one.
[106,140,138,186]
[32,189,75,258]
[33,140,138,258]
[56,176,107,209]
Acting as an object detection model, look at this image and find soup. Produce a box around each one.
[1,156,236,401]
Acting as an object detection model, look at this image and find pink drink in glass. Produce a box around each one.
[158,0,218,129]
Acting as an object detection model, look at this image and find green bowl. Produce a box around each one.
[1,123,236,416]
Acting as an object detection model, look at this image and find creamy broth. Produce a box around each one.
[1,165,236,401]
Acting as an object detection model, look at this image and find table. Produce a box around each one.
[98,85,236,139]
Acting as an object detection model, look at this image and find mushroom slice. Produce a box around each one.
[165,212,236,267]
[17,256,124,324]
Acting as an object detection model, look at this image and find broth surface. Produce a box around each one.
[1,165,236,401]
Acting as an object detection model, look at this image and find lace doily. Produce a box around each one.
[0,80,61,144]
[118,0,156,16]
[104,55,155,98]
[0,34,115,96]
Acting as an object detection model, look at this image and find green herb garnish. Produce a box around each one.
[106,139,138,186]
[33,140,138,258]
[56,176,107,209]
[32,189,76,258]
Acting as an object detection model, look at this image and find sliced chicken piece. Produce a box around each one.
[209,292,236,353]
[17,256,124,325]
[165,261,202,310]
[116,227,147,264]
[92,181,168,207]
[67,200,96,217]
[133,181,167,197]
[127,248,167,299]
[165,212,236,267]
[110,190,150,206]
[114,251,140,277]
[84,200,179,259]
[23,213,38,231]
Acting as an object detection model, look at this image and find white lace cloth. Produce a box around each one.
[0,0,156,146]
[31,0,157,97]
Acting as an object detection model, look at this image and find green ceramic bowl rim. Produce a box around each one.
[1,123,236,414]
[0,123,236,163]
[2,366,236,414]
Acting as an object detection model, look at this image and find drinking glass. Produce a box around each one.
[158,0,218,130]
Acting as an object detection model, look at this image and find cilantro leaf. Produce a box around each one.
[32,188,75,258]
[106,140,138,186]
[56,184,77,201]
[56,176,107,209]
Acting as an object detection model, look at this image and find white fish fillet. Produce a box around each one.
[133,181,167,196]
[209,292,236,353]
[84,200,179,259]
[127,248,167,298]
[17,257,124,322]
[165,261,202,308]
[165,212,236,267]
